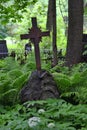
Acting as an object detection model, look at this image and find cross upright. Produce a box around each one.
[20,17,50,73]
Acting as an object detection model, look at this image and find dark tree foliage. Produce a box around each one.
[0,0,37,24]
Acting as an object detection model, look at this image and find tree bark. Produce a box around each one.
[65,0,83,67]
[46,0,58,67]
[52,0,58,66]
[46,0,53,31]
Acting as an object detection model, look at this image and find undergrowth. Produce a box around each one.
[51,63,87,104]
[0,56,87,129]
[0,99,87,130]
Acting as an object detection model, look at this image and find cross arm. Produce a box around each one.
[41,31,50,37]
[20,34,30,40]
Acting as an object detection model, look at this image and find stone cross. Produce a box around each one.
[20,17,50,72]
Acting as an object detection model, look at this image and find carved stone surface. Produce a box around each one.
[20,70,59,103]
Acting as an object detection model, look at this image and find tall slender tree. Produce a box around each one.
[46,0,53,31]
[47,0,58,67]
[65,0,83,67]
[52,0,58,66]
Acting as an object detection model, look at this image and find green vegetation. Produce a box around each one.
[0,56,87,129]
[0,0,67,53]
[1,99,87,130]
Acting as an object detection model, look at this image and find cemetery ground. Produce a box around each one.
[0,51,87,130]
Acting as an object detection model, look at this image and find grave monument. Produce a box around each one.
[20,17,59,103]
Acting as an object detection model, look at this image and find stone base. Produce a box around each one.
[20,70,59,103]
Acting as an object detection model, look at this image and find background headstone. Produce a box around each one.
[81,34,87,62]
[0,40,8,59]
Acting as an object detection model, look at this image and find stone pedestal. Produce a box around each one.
[20,70,59,103]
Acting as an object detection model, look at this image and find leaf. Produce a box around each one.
[0,89,17,105]
[52,72,71,92]
[12,72,30,90]
[7,69,23,80]
[70,73,82,85]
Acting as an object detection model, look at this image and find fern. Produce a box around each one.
[0,66,30,105]
[2,57,20,71]
[51,64,87,104]
[50,64,69,74]
[70,73,82,88]
[0,60,5,68]
[0,79,11,94]
[12,72,30,90]
[52,72,71,92]
[0,56,33,105]
[77,87,87,104]
[22,61,36,72]
[7,69,23,80]
[50,67,85,104]
[0,99,87,129]
[0,89,17,105]
[2,72,30,105]
[71,70,87,88]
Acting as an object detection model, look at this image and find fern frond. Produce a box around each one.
[0,89,17,105]
[52,72,71,92]
[7,69,23,80]
[70,73,82,86]
[12,72,30,90]
[3,57,20,71]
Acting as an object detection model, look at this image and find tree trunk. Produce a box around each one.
[46,0,58,67]
[46,0,53,31]
[52,0,58,66]
[65,0,83,67]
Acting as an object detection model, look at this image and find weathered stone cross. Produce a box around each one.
[20,17,50,73]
